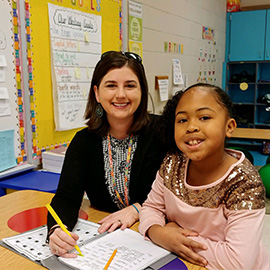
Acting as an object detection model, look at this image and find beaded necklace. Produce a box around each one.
[107,133,134,207]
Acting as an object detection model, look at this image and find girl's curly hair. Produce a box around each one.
[158,91,183,153]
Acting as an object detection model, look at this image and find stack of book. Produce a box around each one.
[41,146,67,173]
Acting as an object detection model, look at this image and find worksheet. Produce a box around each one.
[2,225,51,261]
[2,219,100,262]
[59,229,170,270]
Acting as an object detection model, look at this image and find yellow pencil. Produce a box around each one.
[46,203,83,257]
[104,249,117,270]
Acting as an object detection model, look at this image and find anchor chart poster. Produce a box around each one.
[48,3,101,130]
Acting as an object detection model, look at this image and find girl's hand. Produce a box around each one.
[148,222,208,267]
[98,203,140,233]
[49,227,79,258]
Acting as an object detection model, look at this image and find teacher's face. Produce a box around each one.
[94,66,142,124]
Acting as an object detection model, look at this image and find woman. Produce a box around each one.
[47,51,168,257]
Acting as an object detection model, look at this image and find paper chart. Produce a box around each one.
[48,3,102,131]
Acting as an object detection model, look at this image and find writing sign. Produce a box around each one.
[48,3,101,131]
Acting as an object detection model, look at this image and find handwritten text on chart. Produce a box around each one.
[53,9,98,32]
[51,37,101,54]
[52,39,77,50]
[58,101,86,128]
[48,3,101,130]
[57,82,90,102]
[55,66,94,83]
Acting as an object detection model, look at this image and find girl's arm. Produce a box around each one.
[139,173,208,267]
[147,222,208,267]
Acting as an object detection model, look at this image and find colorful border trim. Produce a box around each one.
[119,0,122,50]
[24,0,38,158]
[13,0,27,164]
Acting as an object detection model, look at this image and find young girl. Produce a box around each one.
[139,83,269,269]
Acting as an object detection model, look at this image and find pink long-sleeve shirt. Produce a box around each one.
[139,149,270,270]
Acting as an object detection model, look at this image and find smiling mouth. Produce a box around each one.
[186,139,203,146]
[113,103,129,107]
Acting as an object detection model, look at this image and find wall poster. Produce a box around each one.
[48,3,101,131]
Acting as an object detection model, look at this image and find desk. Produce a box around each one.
[0,170,60,196]
[232,128,270,140]
[0,190,207,270]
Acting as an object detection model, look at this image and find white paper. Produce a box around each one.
[0,99,11,116]
[0,87,9,99]
[3,226,52,261]
[172,59,184,85]
[48,3,102,131]
[158,79,169,101]
[129,1,143,18]
[0,55,7,67]
[2,219,100,261]
[0,67,5,82]
[59,229,170,270]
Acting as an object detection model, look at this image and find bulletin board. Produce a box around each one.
[28,0,122,157]
[0,0,27,171]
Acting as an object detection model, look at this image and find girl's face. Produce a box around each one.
[94,66,142,124]
[174,87,236,162]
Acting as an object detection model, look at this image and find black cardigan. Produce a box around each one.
[47,114,167,231]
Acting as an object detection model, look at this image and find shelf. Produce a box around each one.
[227,82,256,85]
[232,128,270,140]
[227,84,255,103]
[255,124,270,127]
[228,139,261,146]
[226,62,270,131]
[258,62,270,81]
[234,102,254,105]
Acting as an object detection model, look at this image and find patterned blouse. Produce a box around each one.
[102,134,139,209]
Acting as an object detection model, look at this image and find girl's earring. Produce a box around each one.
[96,103,103,118]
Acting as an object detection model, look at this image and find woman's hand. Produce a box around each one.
[98,203,140,233]
[49,227,79,258]
[148,222,208,267]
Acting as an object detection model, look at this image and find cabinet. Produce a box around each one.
[266,10,270,60]
[226,61,270,128]
[226,10,270,61]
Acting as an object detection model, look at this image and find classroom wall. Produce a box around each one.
[123,0,227,114]
[3,0,228,171]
